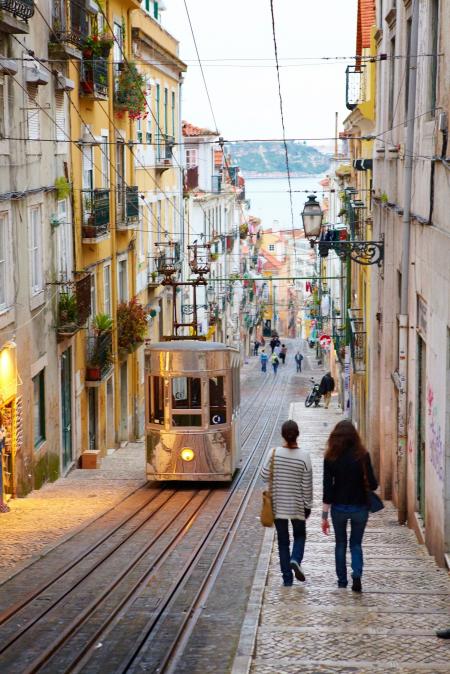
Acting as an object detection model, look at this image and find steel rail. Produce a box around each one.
[0,490,199,660]
[3,491,211,674]
[0,487,164,626]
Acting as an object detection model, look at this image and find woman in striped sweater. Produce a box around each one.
[261,420,313,586]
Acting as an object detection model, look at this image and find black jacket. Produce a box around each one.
[319,373,335,394]
[323,450,378,506]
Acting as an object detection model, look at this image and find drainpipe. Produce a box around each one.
[397,0,419,524]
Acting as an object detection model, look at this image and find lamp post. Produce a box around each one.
[301,194,384,267]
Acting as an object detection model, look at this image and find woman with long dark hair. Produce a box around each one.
[322,420,378,591]
[261,420,313,586]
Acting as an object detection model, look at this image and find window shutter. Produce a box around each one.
[27,84,40,141]
[55,91,66,142]
[0,77,5,138]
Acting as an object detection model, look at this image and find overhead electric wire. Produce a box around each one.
[268,0,297,267]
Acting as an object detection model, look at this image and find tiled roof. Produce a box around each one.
[182,121,218,137]
[356,0,376,54]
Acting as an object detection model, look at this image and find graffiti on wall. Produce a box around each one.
[427,385,444,482]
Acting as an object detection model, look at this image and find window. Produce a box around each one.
[56,199,72,278]
[113,21,123,66]
[55,91,66,142]
[0,75,6,139]
[26,84,40,141]
[90,272,96,320]
[185,148,198,168]
[33,370,46,447]
[156,83,160,155]
[101,136,109,188]
[150,375,164,423]
[104,264,111,315]
[153,1,159,20]
[145,90,152,143]
[116,141,125,216]
[0,211,9,310]
[118,258,127,302]
[429,0,439,116]
[172,376,202,427]
[29,205,43,294]
[137,202,144,259]
[388,36,396,128]
[82,144,94,190]
[164,87,168,136]
[171,90,175,136]
[156,200,162,239]
[268,244,275,252]
[137,116,143,143]
[209,376,226,425]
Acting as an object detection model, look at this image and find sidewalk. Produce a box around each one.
[233,397,450,674]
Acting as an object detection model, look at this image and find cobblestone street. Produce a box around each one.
[234,393,450,674]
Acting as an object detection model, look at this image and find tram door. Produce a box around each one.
[60,348,73,470]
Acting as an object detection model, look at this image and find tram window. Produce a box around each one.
[172,377,201,409]
[172,414,202,427]
[150,376,164,424]
[209,376,226,425]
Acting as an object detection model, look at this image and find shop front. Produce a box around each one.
[0,341,21,511]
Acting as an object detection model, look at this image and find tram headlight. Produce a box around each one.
[180,447,195,462]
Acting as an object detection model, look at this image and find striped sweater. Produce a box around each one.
[261,446,313,520]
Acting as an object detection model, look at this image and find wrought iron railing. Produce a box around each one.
[0,0,34,20]
[57,275,91,337]
[51,0,87,45]
[80,58,108,97]
[86,331,113,380]
[81,188,110,239]
[348,308,366,373]
[155,133,174,164]
[116,185,139,226]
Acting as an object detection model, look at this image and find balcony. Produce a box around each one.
[155,134,174,171]
[348,308,366,373]
[81,188,110,242]
[116,186,139,230]
[80,58,108,99]
[86,331,113,384]
[49,0,87,59]
[56,275,91,340]
[0,0,34,33]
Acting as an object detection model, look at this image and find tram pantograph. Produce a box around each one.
[145,340,241,481]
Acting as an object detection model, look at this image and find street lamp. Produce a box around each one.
[301,196,384,267]
[301,194,323,244]
[206,285,215,303]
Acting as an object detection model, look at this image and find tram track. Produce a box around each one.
[0,362,284,674]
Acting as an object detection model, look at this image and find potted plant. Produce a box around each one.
[117,297,149,357]
[150,270,158,283]
[58,292,78,333]
[239,223,248,239]
[210,252,219,262]
[114,62,147,119]
[86,313,113,380]
[99,32,114,56]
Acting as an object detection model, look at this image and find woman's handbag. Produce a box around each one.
[260,449,276,527]
[362,456,384,513]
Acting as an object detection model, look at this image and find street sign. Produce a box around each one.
[319,334,332,348]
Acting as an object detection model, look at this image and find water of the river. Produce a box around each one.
[244,175,327,231]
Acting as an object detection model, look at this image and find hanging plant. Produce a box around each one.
[117,297,149,352]
[115,62,147,119]
[55,176,71,200]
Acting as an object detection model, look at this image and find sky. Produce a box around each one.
[163,0,358,147]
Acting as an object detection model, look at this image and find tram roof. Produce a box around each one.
[145,340,236,353]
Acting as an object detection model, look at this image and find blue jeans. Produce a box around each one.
[274,519,306,584]
[331,507,368,585]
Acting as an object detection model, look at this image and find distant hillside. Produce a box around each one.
[230,141,330,176]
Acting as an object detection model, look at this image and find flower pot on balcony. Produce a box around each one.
[83,225,97,238]
[82,47,94,59]
[81,80,94,94]
[86,366,101,381]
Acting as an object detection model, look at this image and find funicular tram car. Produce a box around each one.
[145,341,241,481]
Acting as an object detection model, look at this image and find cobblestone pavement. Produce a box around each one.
[0,357,259,584]
[234,391,450,674]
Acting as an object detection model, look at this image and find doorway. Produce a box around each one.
[416,335,426,520]
[60,348,73,470]
[120,362,128,441]
[88,388,98,450]
[106,376,115,449]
